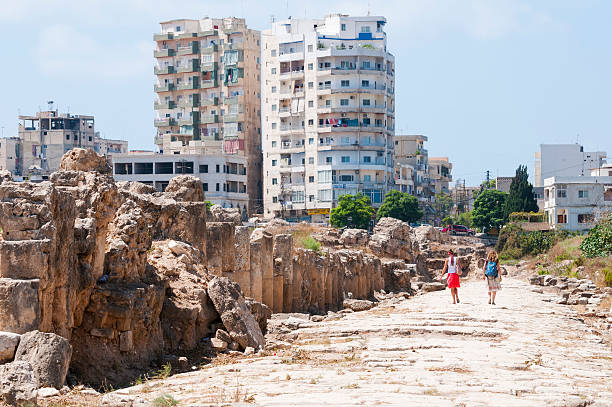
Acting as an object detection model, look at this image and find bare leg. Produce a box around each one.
[492,291,497,305]
[450,288,456,304]
[456,289,460,303]
[488,292,491,304]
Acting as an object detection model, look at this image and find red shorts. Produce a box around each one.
[447,273,460,288]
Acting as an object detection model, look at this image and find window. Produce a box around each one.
[199,164,208,173]
[341,80,350,87]
[339,175,353,182]
[363,174,371,182]
[155,162,173,174]
[272,159,277,166]
[308,119,314,126]
[308,138,314,145]
[578,214,594,224]
[308,157,314,164]
[308,63,313,70]
[318,170,332,183]
[134,162,153,174]
[272,196,278,203]
[340,99,349,106]
[271,68,276,74]
[272,104,277,111]
[176,25,181,31]
[363,156,371,163]
[272,86,277,93]
[363,99,371,106]
[271,50,276,57]
[308,45,313,52]
[203,183,208,192]
[341,156,350,163]
[175,161,194,174]
[292,191,305,203]
[326,157,332,164]
[361,26,371,33]
[309,195,315,202]
[309,176,314,183]
[216,183,220,191]
[557,189,567,198]
[271,141,277,148]
[216,164,220,173]
[557,213,567,224]
[308,100,314,108]
[271,123,277,129]
[272,178,277,185]
[325,99,331,107]
[318,189,332,201]
[341,23,346,31]
[361,80,369,88]
[578,190,589,198]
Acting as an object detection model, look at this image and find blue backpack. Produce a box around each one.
[485,261,498,278]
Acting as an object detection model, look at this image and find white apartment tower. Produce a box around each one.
[262,14,395,221]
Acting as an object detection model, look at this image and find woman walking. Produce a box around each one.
[483,250,502,304]
[441,249,461,304]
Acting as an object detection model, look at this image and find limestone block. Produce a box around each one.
[0,332,21,363]
[206,222,235,276]
[119,331,134,352]
[59,148,111,174]
[273,234,293,313]
[234,226,251,296]
[0,361,38,406]
[0,278,40,334]
[14,330,72,390]
[0,240,51,279]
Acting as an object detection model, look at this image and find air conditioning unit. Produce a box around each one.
[355,170,359,174]
[341,113,346,117]
[350,96,355,99]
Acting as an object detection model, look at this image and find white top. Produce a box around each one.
[447,257,457,274]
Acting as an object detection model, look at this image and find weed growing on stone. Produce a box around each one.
[152,394,178,407]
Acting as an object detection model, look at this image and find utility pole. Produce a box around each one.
[486,170,490,188]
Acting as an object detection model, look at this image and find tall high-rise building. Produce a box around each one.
[152,17,262,213]
[261,14,395,222]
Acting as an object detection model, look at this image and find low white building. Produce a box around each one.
[543,176,612,231]
[112,151,248,212]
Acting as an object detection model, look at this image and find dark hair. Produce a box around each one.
[448,249,455,255]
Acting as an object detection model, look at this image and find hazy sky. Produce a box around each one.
[0,0,610,185]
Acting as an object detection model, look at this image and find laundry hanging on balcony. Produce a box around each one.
[223,138,244,154]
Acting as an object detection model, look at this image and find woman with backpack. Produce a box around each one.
[441,249,462,304]
[483,250,502,304]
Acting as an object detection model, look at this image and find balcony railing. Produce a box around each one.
[201,61,218,72]
[178,97,200,108]
[223,114,239,123]
[154,118,177,127]
[154,101,176,110]
[201,79,218,88]
[178,116,199,126]
[154,66,175,75]
[154,48,175,58]
[224,95,241,105]
[154,83,175,92]
[177,43,199,56]
[177,81,200,90]
[154,33,174,41]
[200,114,219,124]
[201,44,219,54]
[177,60,200,73]
[201,97,219,106]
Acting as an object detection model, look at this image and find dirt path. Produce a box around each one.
[102,277,612,407]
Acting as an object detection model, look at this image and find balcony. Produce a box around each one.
[154,83,175,92]
[201,97,219,106]
[154,101,176,110]
[177,81,200,91]
[154,118,177,127]
[223,113,242,123]
[154,33,174,41]
[177,43,199,56]
[198,30,217,38]
[178,97,200,108]
[201,132,222,142]
[222,43,243,51]
[154,136,163,145]
[178,116,199,126]
[201,61,218,72]
[154,48,175,58]
[201,79,218,88]
[224,95,242,105]
[177,60,200,73]
[154,66,175,75]
[201,114,219,124]
[201,44,219,54]
[177,32,198,40]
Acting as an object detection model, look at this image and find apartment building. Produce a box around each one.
[0,138,21,174]
[534,144,607,187]
[153,17,262,213]
[261,14,395,221]
[394,135,432,200]
[543,176,612,231]
[428,157,452,195]
[93,132,128,161]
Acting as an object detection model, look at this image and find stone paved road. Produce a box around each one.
[106,278,612,406]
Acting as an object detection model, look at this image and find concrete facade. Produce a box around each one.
[154,17,262,213]
[428,157,452,195]
[543,176,612,231]
[534,144,607,187]
[261,14,395,221]
[495,176,514,194]
[94,133,129,161]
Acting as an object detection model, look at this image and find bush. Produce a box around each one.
[579,215,612,258]
[497,223,573,260]
[604,268,612,287]
[301,236,321,254]
[330,193,375,230]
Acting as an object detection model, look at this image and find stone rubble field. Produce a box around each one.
[99,277,612,407]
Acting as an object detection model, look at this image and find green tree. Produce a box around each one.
[472,189,507,232]
[457,211,473,228]
[432,193,453,223]
[503,165,539,220]
[376,190,423,223]
[330,193,375,229]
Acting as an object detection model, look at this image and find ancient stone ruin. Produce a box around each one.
[0,148,486,405]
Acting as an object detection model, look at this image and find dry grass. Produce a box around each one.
[426,366,473,374]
